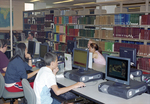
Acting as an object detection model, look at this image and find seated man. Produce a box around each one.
[0,39,9,76]
[27,33,38,42]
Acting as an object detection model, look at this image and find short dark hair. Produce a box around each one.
[29,33,34,37]
[0,39,8,48]
[44,52,57,66]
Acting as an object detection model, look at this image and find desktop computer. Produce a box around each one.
[98,56,147,99]
[64,48,104,82]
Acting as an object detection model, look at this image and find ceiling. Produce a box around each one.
[24,0,96,7]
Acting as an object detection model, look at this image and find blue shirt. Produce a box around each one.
[5,57,32,83]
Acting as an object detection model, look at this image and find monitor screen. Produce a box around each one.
[72,48,89,71]
[67,40,77,53]
[105,56,130,85]
[28,41,36,57]
[39,43,49,59]
[119,47,136,67]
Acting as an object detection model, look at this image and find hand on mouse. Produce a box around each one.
[74,82,86,89]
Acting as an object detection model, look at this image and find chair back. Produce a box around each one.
[22,79,36,104]
[0,73,5,98]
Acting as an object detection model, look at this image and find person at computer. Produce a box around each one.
[0,39,9,76]
[4,43,39,92]
[27,32,38,42]
[89,43,106,65]
[34,52,85,104]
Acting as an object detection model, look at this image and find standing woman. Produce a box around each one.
[5,43,39,92]
[89,43,106,65]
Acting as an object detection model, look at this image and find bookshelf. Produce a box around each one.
[23,0,150,72]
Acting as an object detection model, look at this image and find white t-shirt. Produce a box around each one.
[34,66,57,104]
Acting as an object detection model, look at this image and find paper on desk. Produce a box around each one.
[64,53,72,70]
[88,52,92,69]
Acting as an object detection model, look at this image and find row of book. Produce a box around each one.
[113,26,141,39]
[114,42,150,57]
[141,14,150,25]
[95,15,114,25]
[30,25,44,31]
[78,39,89,48]
[53,43,66,52]
[78,16,95,24]
[45,14,54,21]
[114,14,141,25]
[53,34,66,43]
[79,29,95,38]
[54,16,80,24]
[99,41,114,52]
[138,58,150,71]
[54,13,150,25]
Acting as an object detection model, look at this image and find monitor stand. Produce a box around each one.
[64,69,105,82]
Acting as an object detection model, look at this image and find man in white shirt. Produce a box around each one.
[27,33,38,42]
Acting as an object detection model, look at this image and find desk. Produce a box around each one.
[56,63,150,104]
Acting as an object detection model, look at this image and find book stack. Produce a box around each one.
[114,42,139,52]
[37,18,44,24]
[113,26,140,39]
[31,25,37,31]
[45,14,54,21]
[141,29,150,40]
[37,32,46,38]
[54,16,58,24]
[24,19,28,23]
[100,30,113,39]
[94,30,100,38]
[66,36,76,43]
[138,58,150,71]
[138,45,150,56]
[99,41,105,51]
[78,39,88,48]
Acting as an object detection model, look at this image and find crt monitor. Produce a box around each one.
[67,40,77,53]
[119,47,136,67]
[105,55,131,85]
[39,43,49,59]
[28,41,36,58]
[72,48,89,71]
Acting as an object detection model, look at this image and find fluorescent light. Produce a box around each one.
[30,0,40,2]
[73,2,95,6]
[53,0,74,4]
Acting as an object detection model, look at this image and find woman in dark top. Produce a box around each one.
[5,43,39,92]
[0,39,9,76]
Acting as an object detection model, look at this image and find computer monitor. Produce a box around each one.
[67,40,77,54]
[119,47,136,67]
[105,55,131,86]
[28,41,36,58]
[72,48,89,71]
[39,43,49,59]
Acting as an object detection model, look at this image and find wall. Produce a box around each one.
[0,0,24,31]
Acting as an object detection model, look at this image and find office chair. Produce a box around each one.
[22,79,36,104]
[0,72,24,104]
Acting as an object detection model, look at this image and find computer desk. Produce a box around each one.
[56,63,150,104]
